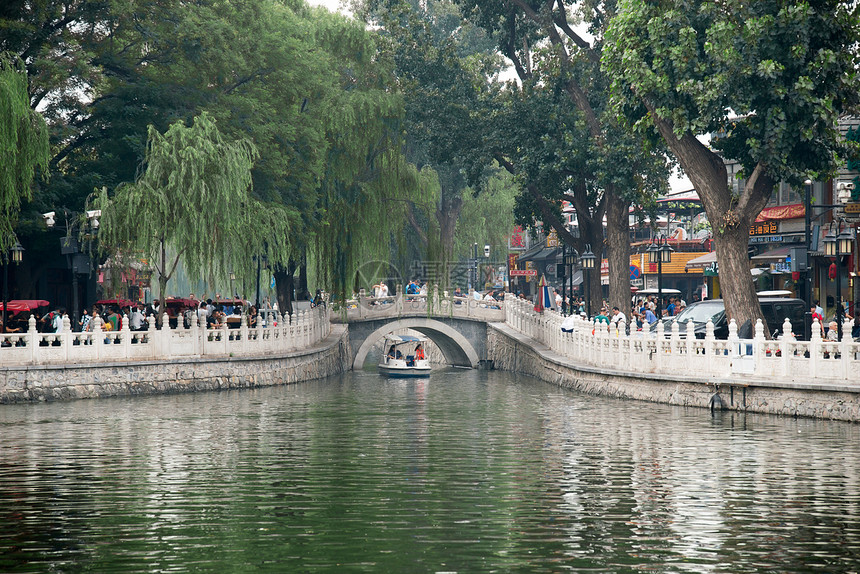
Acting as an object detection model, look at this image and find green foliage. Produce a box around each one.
[92,113,283,301]
[8,0,414,303]
[365,0,502,275]
[0,52,49,253]
[603,0,860,186]
[454,169,517,259]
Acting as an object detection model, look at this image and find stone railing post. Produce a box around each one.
[302,310,310,347]
[841,317,853,380]
[240,312,249,355]
[670,319,681,361]
[358,288,367,319]
[654,320,665,372]
[809,318,822,378]
[60,314,72,363]
[27,315,38,363]
[220,320,229,355]
[686,318,696,373]
[753,319,766,376]
[120,313,131,358]
[704,319,715,374]
[779,317,792,378]
[146,314,157,358]
[162,312,172,358]
[93,316,105,360]
[189,310,200,356]
[727,319,739,378]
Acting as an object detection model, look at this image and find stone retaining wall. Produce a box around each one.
[489,323,860,422]
[0,325,351,403]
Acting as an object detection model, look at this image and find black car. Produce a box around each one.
[650,298,807,340]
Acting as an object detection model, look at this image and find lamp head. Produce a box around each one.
[42,212,55,228]
[11,241,24,264]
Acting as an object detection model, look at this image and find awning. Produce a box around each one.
[518,247,559,262]
[685,251,717,269]
[750,246,791,261]
[755,203,804,222]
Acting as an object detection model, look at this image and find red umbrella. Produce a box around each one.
[0,299,50,312]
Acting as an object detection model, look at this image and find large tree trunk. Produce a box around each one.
[649,113,773,333]
[436,192,462,290]
[274,259,297,319]
[297,258,309,301]
[605,190,631,318]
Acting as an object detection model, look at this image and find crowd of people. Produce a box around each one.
[11,296,285,335]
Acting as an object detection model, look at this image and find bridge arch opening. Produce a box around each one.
[352,318,479,370]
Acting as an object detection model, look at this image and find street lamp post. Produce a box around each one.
[823,222,855,340]
[48,209,99,329]
[580,244,596,318]
[804,179,813,340]
[253,252,269,308]
[560,244,567,315]
[647,236,674,319]
[472,242,478,291]
[564,247,577,316]
[2,241,24,334]
[229,271,236,301]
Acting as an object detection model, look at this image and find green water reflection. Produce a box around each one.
[1,369,858,572]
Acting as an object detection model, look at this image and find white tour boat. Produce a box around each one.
[378,334,431,377]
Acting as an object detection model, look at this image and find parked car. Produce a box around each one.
[650,297,807,340]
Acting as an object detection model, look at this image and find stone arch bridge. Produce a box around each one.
[331,290,506,370]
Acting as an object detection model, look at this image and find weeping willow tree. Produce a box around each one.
[312,142,419,302]
[92,112,296,318]
[0,52,49,252]
[308,13,420,303]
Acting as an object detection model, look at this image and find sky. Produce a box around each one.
[305,0,695,194]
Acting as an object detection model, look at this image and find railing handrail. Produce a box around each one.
[503,296,859,384]
[334,284,506,323]
[0,304,332,367]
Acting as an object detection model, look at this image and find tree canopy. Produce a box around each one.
[5,0,417,306]
[602,0,860,325]
[0,52,49,253]
[92,113,276,313]
[455,0,671,313]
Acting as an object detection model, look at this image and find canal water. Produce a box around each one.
[1,368,858,573]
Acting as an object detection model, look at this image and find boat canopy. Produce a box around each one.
[384,334,427,344]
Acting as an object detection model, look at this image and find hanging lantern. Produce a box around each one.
[829,263,837,280]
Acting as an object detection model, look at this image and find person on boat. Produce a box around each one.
[415,344,425,360]
[387,344,401,360]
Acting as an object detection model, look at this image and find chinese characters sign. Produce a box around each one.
[509,226,526,250]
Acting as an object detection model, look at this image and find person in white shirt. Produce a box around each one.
[53,309,66,333]
[130,305,144,330]
[610,306,626,326]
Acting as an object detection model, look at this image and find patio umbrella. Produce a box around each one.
[0,300,50,312]
[534,275,551,313]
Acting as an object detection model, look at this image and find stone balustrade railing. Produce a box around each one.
[505,297,860,383]
[0,305,331,366]
[332,285,506,322]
